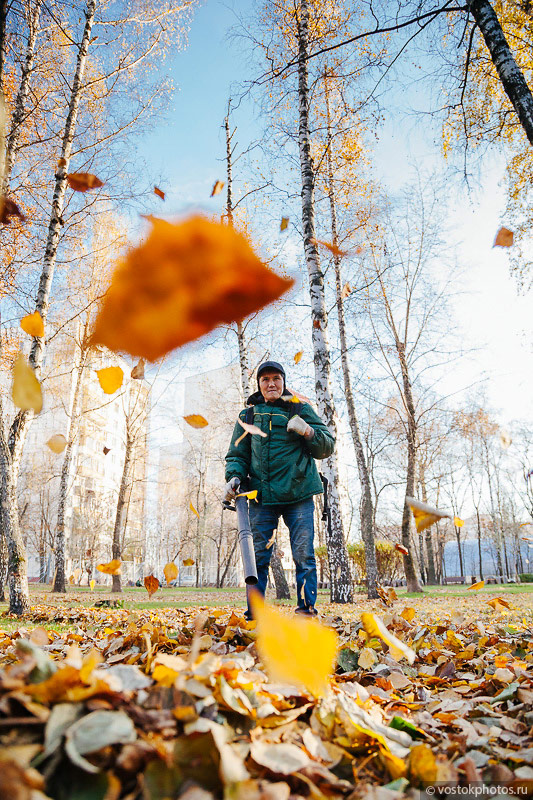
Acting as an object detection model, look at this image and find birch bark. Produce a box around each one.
[0,0,96,614]
[324,76,378,599]
[2,0,41,193]
[111,430,133,593]
[296,1,352,603]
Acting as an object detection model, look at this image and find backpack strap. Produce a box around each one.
[245,405,255,426]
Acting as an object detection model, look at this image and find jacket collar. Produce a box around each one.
[246,389,295,407]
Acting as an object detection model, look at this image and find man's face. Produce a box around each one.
[259,370,284,402]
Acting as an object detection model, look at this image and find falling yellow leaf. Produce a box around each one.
[11,353,43,414]
[453,516,464,527]
[46,434,67,454]
[189,502,199,518]
[280,216,289,232]
[89,579,95,591]
[293,350,303,364]
[96,559,121,576]
[493,226,513,248]
[131,358,145,379]
[183,414,209,429]
[406,497,451,533]
[66,172,104,192]
[361,612,415,664]
[211,180,224,197]
[96,366,123,394]
[90,216,294,362]
[400,607,416,622]
[182,558,195,566]
[20,311,44,338]
[468,580,485,591]
[252,594,337,696]
[144,575,159,598]
[236,489,258,500]
[163,562,178,583]
[68,575,75,584]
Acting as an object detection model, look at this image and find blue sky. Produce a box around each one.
[141,0,532,429]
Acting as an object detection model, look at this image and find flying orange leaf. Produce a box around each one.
[154,186,165,200]
[183,414,208,429]
[211,180,224,197]
[189,502,199,518]
[46,434,67,454]
[90,216,294,362]
[11,353,42,414]
[487,597,512,611]
[293,350,303,364]
[0,196,25,224]
[66,173,104,192]
[395,543,409,556]
[468,580,485,591]
[406,497,452,533]
[131,358,145,379]
[163,562,178,583]
[252,594,337,696]
[311,238,347,258]
[144,575,159,598]
[453,516,464,527]
[493,227,513,248]
[20,311,44,338]
[182,558,195,566]
[96,366,123,394]
[96,559,121,575]
[103,446,110,455]
[280,216,289,232]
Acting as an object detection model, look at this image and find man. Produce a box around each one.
[224,360,334,618]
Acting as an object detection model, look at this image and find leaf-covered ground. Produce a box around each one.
[1,590,532,799]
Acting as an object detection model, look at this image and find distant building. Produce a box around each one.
[17,333,150,583]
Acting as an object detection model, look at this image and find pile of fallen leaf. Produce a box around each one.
[1,593,532,800]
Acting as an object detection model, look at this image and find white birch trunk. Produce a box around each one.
[111,431,133,593]
[2,0,41,193]
[0,0,96,614]
[296,1,352,604]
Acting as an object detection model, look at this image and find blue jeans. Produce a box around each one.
[247,497,317,615]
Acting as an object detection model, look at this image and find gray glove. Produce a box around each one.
[223,476,240,503]
[287,415,314,439]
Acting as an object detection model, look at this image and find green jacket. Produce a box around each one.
[225,393,335,506]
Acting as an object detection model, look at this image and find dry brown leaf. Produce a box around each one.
[493,227,514,248]
[211,180,224,196]
[131,358,145,379]
[0,196,26,224]
[144,575,159,598]
[66,173,104,192]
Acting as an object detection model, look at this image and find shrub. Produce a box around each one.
[519,573,533,583]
